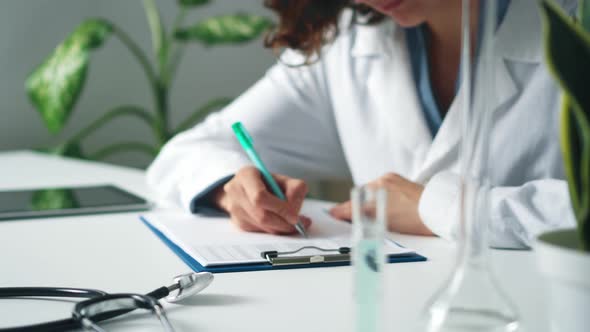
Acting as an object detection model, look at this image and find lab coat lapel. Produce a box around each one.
[414,87,464,182]
[415,61,520,183]
[379,25,432,157]
[492,0,541,109]
[415,0,541,183]
[357,21,432,173]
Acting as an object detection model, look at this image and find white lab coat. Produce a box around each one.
[147,0,577,248]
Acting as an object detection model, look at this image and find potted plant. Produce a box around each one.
[26,0,272,161]
[536,1,590,331]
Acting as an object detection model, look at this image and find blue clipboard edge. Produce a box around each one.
[140,216,427,274]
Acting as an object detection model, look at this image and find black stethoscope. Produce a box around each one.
[0,272,214,332]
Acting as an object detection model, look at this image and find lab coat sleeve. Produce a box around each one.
[146,53,350,211]
[418,171,576,248]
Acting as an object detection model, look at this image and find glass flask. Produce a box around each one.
[418,0,520,331]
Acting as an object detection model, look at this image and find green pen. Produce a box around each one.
[232,122,308,238]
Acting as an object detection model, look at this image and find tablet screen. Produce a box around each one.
[0,185,150,220]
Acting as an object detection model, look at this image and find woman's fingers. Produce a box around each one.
[225,166,311,235]
[274,174,308,225]
[330,201,352,221]
[299,215,313,229]
[229,205,261,233]
[230,196,296,235]
[330,200,378,221]
[247,206,299,234]
[239,168,298,224]
[231,181,296,234]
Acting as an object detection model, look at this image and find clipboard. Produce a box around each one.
[141,215,427,274]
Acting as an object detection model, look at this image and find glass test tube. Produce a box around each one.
[351,186,387,332]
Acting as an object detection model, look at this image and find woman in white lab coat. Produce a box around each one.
[147,0,577,248]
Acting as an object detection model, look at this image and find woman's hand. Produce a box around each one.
[212,166,312,235]
[330,173,434,236]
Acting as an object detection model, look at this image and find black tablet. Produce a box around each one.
[0,185,151,221]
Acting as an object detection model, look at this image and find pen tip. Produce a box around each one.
[295,223,308,238]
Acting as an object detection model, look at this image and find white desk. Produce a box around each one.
[0,151,547,331]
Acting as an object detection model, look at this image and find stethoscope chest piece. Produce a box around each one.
[166,272,214,303]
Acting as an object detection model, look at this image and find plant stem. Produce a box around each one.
[164,7,187,87]
[90,141,158,160]
[111,22,167,143]
[111,24,158,88]
[111,21,168,146]
[154,83,170,146]
[143,0,167,77]
[151,6,190,145]
[166,45,186,88]
[68,106,155,144]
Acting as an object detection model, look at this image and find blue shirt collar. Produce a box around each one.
[406,0,512,137]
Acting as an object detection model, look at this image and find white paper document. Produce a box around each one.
[143,200,415,267]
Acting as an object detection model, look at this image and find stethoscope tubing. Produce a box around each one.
[0,286,172,332]
[0,288,107,299]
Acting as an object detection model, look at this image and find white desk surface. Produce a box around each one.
[0,151,547,331]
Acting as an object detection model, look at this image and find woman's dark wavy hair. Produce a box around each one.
[263,0,384,63]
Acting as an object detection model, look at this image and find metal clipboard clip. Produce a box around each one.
[260,246,351,266]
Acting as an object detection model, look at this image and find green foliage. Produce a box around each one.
[175,14,273,45]
[178,0,210,7]
[541,0,590,251]
[25,1,271,162]
[40,141,86,159]
[26,19,112,133]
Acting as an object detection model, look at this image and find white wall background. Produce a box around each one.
[0,0,276,168]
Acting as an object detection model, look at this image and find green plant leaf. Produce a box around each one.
[30,189,79,211]
[542,0,590,250]
[25,19,113,134]
[567,99,590,251]
[561,97,582,213]
[178,0,210,7]
[175,13,273,45]
[568,99,590,222]
[541,1,590,115]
